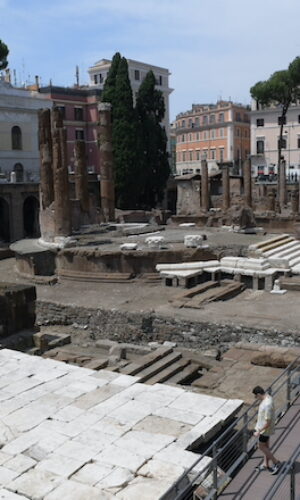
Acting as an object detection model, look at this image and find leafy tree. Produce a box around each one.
[136,70,170,209]
[250,57,300,173]
[101,52,121,106]
[111,57,140,208]
[0,39,9,71]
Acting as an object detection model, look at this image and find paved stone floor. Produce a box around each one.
[0,349,243,499]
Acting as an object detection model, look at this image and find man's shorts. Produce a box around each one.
[259,434,270,443]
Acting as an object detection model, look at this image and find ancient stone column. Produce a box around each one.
[267,191,276,212]
[291,190,299,214]
[51,108,71,237]
[38,109,54,209]
[74,140,89,213]
[200,159,209,212]
[279,159,286,210]
[243,158,252,207]
[98,102,115,222]
[222,164,230,211]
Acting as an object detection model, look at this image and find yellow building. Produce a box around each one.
[175,101,250,175]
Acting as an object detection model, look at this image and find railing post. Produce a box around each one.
[287,367,292,410]
[290,462,295,500]
[212,443,218,500]
[242,412,248,458]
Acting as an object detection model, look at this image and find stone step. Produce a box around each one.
[145,358,190,385]
[137,352,183,383]
[120,346,174,376]
[280,277,300,291]
[259,236,294,255]
[167,362,202,385]
[59,269,133,282]
[265,240,299,258]
[184,282,244,308]
[83,358,109,370]
[251,234,290,251]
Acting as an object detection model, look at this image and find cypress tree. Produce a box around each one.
[136,71,170,209]
[101,52,121,107]
[0,39,9,70]
[112,57,140,208]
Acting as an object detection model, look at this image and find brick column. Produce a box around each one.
[201,159,209,212]
[38,109,54,209]
[51,108,71,237]
[243,158,252,207]
[74,140,89,213]
[222,164,230,211]
[98,103,115,222]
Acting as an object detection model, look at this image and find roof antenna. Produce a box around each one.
[75,65,79,87]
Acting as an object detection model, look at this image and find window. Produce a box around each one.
[196,132,200,140]
[75,129,85,141]
[182,119,185,128]
[236,112,241,121]
[13,163,24,182]
[57,106,66,119]
[278,138,287,149]
[189,133,192,141]
[219,148,224,162]
[134,70,140,81]
[211,129,215,139]
[278,116,286,125]
[195,117,199,127]
[158,75,162,86]
[182,151,186,161]
[188,119,193,128]
[236,128,240,137]
[182,134,185,142]
[189,151,193,161]
[298,137,300,148]
[196,150,200,160]
[11,126,22,150]
[203,131,208,139]
[211,149,216,160]
[203,115,208,125]
[218,113,224,123]
[210,114,216,124]
[219,128,224,138]
[99,73,104,83]
[74,107,83,121]
[94,74,98,84]
[256,140,265,154]
[256,118,264,127]
[298,115,300,124]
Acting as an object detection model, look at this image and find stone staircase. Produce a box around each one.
[170,280,245,309]
[249,234,300,274]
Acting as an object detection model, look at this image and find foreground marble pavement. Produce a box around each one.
[0,349,243,499]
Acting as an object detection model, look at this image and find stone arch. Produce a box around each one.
[13,163,24,182]
[23,196,40,238]
[0,197,10,242]
[11,126,22,150]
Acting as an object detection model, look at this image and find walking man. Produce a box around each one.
[252,386,281,474]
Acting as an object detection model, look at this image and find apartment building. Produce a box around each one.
[88,58,173,148]
[175,101,250,175]
[250,99,300,179]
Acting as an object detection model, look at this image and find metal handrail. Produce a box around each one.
[263,443,300,500]
[160,355,300,500]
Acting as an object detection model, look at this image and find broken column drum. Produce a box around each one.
[51,108,72,237]
[267,191,276,212]
[98,102,115,222]
[74,140,89,213]
[201,159,209,212]
[222,164,230,211]
[243,158,252,207]
[38,109,54,210]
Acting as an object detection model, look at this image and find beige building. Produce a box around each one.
[88,58,173,148]
[0,77,51,182]
[250,99,300,179]
[175,101,250,176]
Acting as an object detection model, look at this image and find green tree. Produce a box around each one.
[136,70,170,209]
[111,57,140,208]
[250,57,300,173]
[101,52,121,106]
[0,39,9,71]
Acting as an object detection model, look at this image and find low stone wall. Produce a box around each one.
[36,300,300,348]
[0,283,36,336]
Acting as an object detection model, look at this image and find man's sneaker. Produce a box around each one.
[255,464,269,472]
[270,463,281,475]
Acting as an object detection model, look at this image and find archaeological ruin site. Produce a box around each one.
[0,105,300,500]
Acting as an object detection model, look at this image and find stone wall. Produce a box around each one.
[36,300,300,348]
[0,283,36,336]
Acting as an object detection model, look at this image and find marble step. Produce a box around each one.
[121,346,174,376]
[145,358,190,385]
[167,362,202,385]
[137,352,183,383]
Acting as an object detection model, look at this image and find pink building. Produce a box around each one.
[39,86,102,174]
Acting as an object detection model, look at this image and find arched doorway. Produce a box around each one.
[23,196,40,238]
[0,198,10,242]
[13,163,24,182]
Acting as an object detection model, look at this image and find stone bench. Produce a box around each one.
[160,269,204,288]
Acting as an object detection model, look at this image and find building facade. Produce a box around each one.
[250,100,300,179]
[175,101,250,176]
[88,58,172,148]
[0,77,51,182]
[39,85,102,174]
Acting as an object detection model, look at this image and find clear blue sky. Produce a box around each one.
[1,0,300,121]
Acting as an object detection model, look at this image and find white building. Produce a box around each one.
[250,99,300,179]
[88,58,173,149]
[0,76,51,183]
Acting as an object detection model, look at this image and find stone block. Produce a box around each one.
[44,480,113,500]
[36,453,87,478]
[184,234,203,248]
[7,469,61,499]
[71,462,113,486]
[95,444,146,473]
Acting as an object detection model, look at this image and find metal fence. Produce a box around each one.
[263,444,300,500]
[160,356,300,500]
